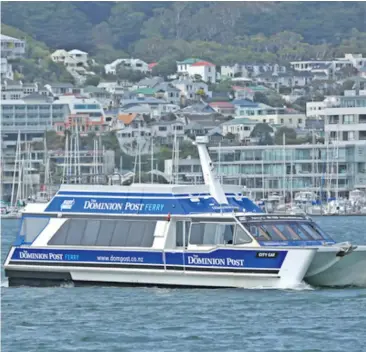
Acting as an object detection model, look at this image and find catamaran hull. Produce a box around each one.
[4,247,316,289]
[305,245,366,287]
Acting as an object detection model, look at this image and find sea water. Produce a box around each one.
[2,217,366,352]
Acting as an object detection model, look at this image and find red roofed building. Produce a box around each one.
[208,102,235,116]
[148,62,158,71]
[176,58,217,83]
[54,114,109,136]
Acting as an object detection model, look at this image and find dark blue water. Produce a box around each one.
[2,217,366,352]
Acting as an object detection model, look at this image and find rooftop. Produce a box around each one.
[177,58,202,65]
[131,87,156,95]
[0,34,24,42]
[191,60,215,67]
[208,101,234,108]
[222,117,257,126]
[117,113,138,125]
[232,99,259,107]
[69,49,88,55]
[148,62,158,70]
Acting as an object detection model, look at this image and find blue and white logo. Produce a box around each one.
[60,199,75,211]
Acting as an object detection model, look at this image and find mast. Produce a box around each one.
[282,133,286,200]
[194,136,228,205]
[336,124,339,200]
[10,131,21,207]
[218,141,221,184]
[261,151,265,199]
[63,132,68,183]
[150,137,154,184]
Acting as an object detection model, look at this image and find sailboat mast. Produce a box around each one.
[150,137,154,184]
[10,131,21,207]
[283,133,286,199]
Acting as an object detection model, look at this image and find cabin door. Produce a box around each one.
[175,221,189,269]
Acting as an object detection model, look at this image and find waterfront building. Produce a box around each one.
[209,142,366,199]
[164,141,366,199]
[321,91,366,144]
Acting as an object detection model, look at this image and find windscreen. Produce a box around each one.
[242,221,334,242]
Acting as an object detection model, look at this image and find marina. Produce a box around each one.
[3,136,366,289]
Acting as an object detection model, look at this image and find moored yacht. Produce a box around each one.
[4,137,366,289]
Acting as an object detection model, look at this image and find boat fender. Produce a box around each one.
[336,242,358,257]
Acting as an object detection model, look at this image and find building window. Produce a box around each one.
[298,119,302,124]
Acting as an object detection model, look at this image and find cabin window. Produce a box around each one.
[20,216,50,243]
[176,221,190,247]
[242,221,331,242]
[299,223,322,240]
[48,219,156,247]
[189,223,235,245]
[234,226,252,245]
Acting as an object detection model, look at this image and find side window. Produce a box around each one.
[65,219,87,245]
[189,223,235,245]
[234,226,252,245]
[20,217,50,243]
[189,223,204,245]
[289,223,312,240]
[48,219,156,247]
[275,224,301,240]
[300,223,322,240]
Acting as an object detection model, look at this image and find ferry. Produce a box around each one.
[4,137,366,289]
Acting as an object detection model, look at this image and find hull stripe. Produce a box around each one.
[8,261,280,275]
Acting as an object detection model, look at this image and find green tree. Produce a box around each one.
[250,123,274,145]
[84,75,101,86]
[116,66,148,82]
[274,126,297,145]
[151,58,177,77]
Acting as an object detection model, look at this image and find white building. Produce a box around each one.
[291,54,366,76]
[0,58,13,80]
[221,118,257,142]
[171,78,211,100]
[1,80,40,100]
[321,92,366,144]
[50,49,69,63]
[56,95,105,122]
[232,99,306,128]
[50,49,89,68]
[176,58,217,83]
[0,34,26,59]
[1,94,70,134]
[105,58,149,75]
[306,101,328,118]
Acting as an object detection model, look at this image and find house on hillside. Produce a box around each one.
[171,78,212,100]
[50,49,89,68]
[221,117,257,142]
[154,82,181,105]
[208,101,235,117]
[0,58,13,80]
[135,77,164,90]
[105,58,149,75]
[176,58,217,83]
[0,34,26,59]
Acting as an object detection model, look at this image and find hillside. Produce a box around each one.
[1,23,74,83]
[2,2,366,65]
